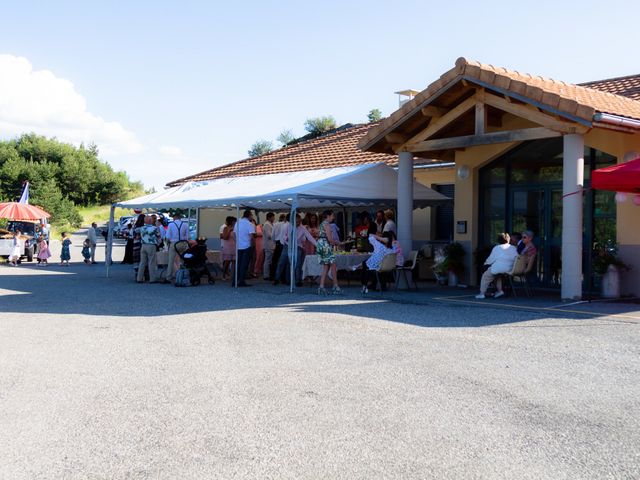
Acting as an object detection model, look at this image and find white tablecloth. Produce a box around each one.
[302,253,371,278]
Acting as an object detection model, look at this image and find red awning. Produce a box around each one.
[0,202,51,221]
[592,157,640,193]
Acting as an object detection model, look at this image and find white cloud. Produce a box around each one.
[158,145,183,157]
[0,54,142,155]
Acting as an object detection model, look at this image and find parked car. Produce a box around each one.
[0,220,38,261]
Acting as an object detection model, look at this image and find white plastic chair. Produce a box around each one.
[396,250,419,290]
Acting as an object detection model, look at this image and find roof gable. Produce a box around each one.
[360,58,640,154]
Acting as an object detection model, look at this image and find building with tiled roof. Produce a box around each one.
[167,123,399,187]
[358,57,640,300]
[581,74,640,101]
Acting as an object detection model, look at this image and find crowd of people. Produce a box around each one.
[475,230,537,299]
[213,208,403,295]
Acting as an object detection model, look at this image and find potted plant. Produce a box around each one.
[440,242,466,287]
[592,242,629,298]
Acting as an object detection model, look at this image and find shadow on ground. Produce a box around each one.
[2,262,639,327]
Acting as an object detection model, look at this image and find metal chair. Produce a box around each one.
[396,250,419,290]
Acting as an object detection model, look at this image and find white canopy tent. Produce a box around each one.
[106,163,451,290]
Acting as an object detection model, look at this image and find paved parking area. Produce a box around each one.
[1,251,639,479]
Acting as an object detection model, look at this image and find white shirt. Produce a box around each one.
[263,222,275,250]
[282,223,317,248]
[166,220,188,243]
[87,227,97,244]
[296,225,316,247]
[236,218,256,250]
[383,220,397,235]
[273,221,283,243]
[275,221,289,244]
[485,243,518,274]
[219,224,226,248]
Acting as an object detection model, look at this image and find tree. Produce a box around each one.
[248,140,273,158]
[277,129,295,146]
[367,108,383,123]
[304,116,337,136]
[0,133,144,226]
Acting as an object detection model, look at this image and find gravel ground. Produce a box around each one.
[1,234,639,479]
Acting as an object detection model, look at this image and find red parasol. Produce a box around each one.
[0,202,51,220]
[592,157,640,193]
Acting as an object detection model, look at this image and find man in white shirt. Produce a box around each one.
[274,214,316,287]
[234,209,256,287]
[165,213,189,282]
[262,212,275,280]
[87,222,98,264]
[270,213,287,280]
[476,233,518,299]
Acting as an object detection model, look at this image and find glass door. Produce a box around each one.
[511,188,545,284]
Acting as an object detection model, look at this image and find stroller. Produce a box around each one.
[174,239,215,286]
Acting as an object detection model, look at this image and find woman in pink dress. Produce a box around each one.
[253,222,264,277]
[303,212,320,255]
[221,217,236,280]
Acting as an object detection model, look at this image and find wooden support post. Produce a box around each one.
[475,102,486,135]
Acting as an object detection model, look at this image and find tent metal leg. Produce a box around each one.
[106,205,115,278]
[235,205,239,289]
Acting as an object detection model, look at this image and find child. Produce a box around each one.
[36,235,51,266]
[81,239,92,264]
[60,232,72,266]
[8,230,21,266]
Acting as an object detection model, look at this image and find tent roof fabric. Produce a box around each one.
[117,163,450,210]
[592,157,640,194]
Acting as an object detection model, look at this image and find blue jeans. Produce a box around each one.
[275,246,305,284]
[236,247,251,285]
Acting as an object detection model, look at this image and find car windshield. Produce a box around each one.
[7,221,37,236]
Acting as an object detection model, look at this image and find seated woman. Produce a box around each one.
[360,232,395,293]
[476,233,517,299]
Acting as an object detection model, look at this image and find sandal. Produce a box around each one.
[332,286,343,295]
[317,287,328,296]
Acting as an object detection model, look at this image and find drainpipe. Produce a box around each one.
[592,113,640,130]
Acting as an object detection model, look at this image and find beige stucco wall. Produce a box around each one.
[414,167,455,242]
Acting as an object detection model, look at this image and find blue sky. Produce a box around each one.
[1,0,639,188]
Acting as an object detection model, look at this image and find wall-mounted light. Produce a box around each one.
[457,165,470,180]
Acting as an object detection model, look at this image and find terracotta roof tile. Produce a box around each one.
[167,123,397,186]
[360,58,640,151]
[580,74,640,101]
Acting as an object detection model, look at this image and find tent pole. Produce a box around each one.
[235,204,239,289]
[290,204,296,293]
[106,205,115,278]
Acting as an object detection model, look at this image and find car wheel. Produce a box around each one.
[27,247,34,262]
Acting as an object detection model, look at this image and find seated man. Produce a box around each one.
[476,233,517,299]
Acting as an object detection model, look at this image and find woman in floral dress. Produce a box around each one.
[316,210,341,295]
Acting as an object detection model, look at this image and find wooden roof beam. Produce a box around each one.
[421,106,447,117]
[483,92,589,134]
[403,127,562,153]
[401,94,479,149]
